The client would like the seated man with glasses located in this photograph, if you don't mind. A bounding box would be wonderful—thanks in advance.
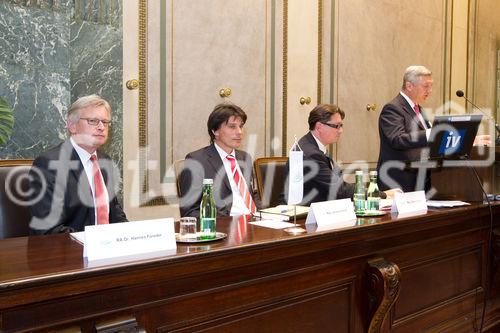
[29,95,128,234]
[285,104,399,205]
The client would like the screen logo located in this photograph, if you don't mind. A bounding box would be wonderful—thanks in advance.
[438,129,466,155]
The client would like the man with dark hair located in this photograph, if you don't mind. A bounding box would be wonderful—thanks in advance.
[29,95,128,234]
[286,104,398,206]
[179,103,260,217]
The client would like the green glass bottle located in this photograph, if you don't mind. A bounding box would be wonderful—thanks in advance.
[353,170,366,213]
[200,179,217,239]
[366,171,381,211]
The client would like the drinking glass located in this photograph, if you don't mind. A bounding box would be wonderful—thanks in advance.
[179,217,197,240]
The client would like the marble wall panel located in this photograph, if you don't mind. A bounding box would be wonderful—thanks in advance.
[0,0,70,158]
[0,0,123,176]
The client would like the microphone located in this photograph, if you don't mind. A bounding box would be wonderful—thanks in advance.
[456,90,500,138]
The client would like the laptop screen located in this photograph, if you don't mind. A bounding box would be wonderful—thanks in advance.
[428,115,482,160]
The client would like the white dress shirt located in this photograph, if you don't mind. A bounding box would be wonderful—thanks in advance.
[213,142,251,216]
[311,131,327,154]
[311,131,335,168]
[400,91,432,139]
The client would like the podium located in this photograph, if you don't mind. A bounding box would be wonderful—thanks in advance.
[431,146,495,201]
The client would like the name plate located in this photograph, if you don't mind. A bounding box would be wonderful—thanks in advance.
[306,198,356,228]
[84,218,176,261]
[391,191,428,216]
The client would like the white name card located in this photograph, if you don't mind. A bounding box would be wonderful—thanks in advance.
[84,218,176,261]
[391,191,428,216]
[305,198,356,228]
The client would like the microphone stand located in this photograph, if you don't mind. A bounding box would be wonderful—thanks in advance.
[456,90,500,145]
[460,154,494,333]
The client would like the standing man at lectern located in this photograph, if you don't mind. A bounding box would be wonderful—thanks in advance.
[377,65,434,192]
[179,103,260,218]
[29,95,128,234]
[377,66,491,193]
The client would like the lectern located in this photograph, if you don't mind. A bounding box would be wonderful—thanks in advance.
[431,146,494,201]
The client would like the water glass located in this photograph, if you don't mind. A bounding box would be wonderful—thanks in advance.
[179,217,197,240]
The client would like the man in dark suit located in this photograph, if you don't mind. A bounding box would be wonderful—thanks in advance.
[377,66,433,192]
[288,104,399,206]
[29,95,128,234]
[179,103,260,217]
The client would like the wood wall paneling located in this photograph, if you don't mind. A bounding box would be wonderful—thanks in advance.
[284,0,319,153]
[334,0,446,164]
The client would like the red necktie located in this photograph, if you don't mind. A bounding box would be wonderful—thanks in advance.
[90,155,109,224]
[235,215,250,242]
[414,104,429,129]
[414,104,421,116]
[226,155,256,213]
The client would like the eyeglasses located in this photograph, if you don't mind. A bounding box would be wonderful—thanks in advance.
[80,118,111,127]
[322,122,343,129]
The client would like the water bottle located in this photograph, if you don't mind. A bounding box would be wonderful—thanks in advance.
[366,171,381,211]
[353,170,366,213]
[200,179,217,239]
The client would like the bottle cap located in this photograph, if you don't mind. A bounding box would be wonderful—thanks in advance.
[203,178,213,185]
[369,171,377,176]
[355,170,363,175]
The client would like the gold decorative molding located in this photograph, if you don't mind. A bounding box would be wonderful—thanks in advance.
[138,0,147,150]
[281,0,323,156]
[137,0,168,206]
[317,0,323,104]
[138,0,149,206]
[366,258,401,333]
[282,0,288,156]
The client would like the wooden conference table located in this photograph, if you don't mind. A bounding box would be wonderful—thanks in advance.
[1,204,500,332]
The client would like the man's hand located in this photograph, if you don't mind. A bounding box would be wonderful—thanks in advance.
[473,134,491,146]
[383,188,403,199]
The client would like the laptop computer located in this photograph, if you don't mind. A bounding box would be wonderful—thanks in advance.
[428,115,482,160]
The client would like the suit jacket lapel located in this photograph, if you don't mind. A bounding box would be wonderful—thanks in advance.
[62,140,95,225]
[306,132,333,170]
[398,94,425,130]
[61,140,87,188]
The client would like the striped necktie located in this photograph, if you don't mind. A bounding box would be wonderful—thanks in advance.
[226,155,256,213]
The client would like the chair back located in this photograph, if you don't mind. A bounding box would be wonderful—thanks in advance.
[0,160,33,238]
[173,159,185,198]
[253,157,288,208]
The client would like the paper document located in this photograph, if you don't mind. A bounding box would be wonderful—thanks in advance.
[250,220,297,229]
[426,200,470,208]
[379,199,393,211]
[255,205,310,221]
